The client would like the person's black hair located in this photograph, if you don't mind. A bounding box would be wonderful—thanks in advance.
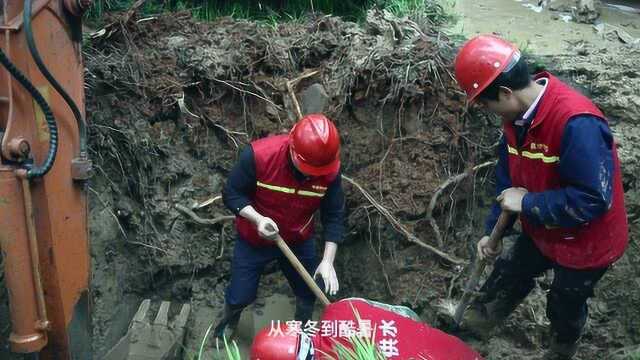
[478,53,531,101]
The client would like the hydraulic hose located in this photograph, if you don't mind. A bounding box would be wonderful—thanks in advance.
[24,0,87,157]
[0,48,58,179]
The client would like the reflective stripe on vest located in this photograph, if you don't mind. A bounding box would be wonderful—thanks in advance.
[507,145,559,164]
[298,190,324,197]
[256,181,325,197]
[256,181,295,194]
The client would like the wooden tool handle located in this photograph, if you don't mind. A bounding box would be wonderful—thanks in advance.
[453,211,512,325]
[488,211,511,245]
[275,235,331,306]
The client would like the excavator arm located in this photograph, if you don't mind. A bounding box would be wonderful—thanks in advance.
[1,2,192,359]
[0,0,92,358]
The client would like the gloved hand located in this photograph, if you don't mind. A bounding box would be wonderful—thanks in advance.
[239,206,280,241]
[256,216,279,241]
[497,187,528,213]
[477,235,503,261]
[314,261,339,296]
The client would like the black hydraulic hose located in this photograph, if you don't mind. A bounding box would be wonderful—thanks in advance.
[24,0,87,157]
[0,48,58,179]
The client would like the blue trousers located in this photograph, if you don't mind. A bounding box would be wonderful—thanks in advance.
[480,234,608,343]
[225,236,318,307]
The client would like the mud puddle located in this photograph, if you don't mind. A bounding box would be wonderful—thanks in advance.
[449,0,640,55]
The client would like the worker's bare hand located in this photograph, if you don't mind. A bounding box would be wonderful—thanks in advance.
[314,261,339,296]
[257,216,279,240]
[497,187,528,213]
[477,235,503,261]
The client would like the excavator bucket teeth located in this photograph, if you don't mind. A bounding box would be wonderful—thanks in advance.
[154,301,170,326]
[175,304,191,329]
[102,299,191,360]
[133,299,151,323]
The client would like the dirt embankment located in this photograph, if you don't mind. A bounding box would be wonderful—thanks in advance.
[84,9,485,358]
[82,8,640,358]
[1,4,638,360]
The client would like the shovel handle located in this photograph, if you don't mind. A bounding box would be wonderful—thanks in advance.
[275,235,331,306]
[487,211,512,248]
[453,211,512,325]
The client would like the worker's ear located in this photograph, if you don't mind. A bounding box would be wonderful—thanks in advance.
[497,86,513,102]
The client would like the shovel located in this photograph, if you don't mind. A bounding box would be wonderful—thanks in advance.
[275,234,331,306]
[236,235,329,340]
[453,211,512,327]
[217,233,330,355]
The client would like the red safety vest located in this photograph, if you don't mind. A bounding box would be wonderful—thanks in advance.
[236,135,338,247]
[503,72,628,269]
[312,299,483,360]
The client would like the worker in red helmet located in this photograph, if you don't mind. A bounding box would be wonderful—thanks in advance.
[454,35,628,360]
[215,114,345,341]
[250,298,483,360]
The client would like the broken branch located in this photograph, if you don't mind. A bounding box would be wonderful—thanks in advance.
[175,204,234,226]
[286,70,320,120]
[128,241,169,255]
[212,78,281,109]
[192,195,223,210]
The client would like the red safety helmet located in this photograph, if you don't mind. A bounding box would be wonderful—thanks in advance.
[250,323,313,360]
[289,114,340,177]
[454,34,519,103]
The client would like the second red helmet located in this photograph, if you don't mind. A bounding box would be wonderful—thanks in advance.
[454,34,520,103]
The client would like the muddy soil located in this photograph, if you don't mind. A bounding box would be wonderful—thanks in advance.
[450,0,640,55]
[81,9,640,359]
[1,3,639,360]
[81,9,481,359]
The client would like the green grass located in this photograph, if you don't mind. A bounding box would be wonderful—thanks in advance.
[384,0,455,25]
[85,0,455,24]
[86,0,375,22]
[188,0,375,21]
[85,0,166,20]
[193,319,387,360]
[193,321,242,360]
[197,321,216,359]
[329,335,387,360]
[317,305,387,360]
[192,323,385,360]
[220,336,242,360]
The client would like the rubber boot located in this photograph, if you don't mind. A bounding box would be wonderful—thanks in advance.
[543,334,579,360]
[213,303,245,340]
[294,297,315,325]
[461,290,526,340]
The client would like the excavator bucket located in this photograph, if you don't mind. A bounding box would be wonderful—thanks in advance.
[103,300,191,360]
